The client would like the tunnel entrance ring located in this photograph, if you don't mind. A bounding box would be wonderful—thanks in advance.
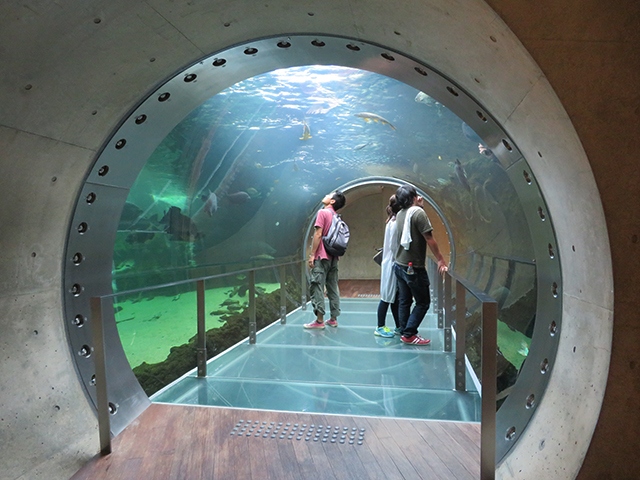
[64,34,562,464]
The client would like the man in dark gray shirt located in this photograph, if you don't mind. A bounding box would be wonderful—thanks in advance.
[394,184,448,345]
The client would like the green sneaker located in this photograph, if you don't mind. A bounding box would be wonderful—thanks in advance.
[374,326,394,338]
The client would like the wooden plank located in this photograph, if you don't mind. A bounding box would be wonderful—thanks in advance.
[416,421,478,479]
[72,405,481,480]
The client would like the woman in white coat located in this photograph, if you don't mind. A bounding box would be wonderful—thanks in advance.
[375,195,401,338]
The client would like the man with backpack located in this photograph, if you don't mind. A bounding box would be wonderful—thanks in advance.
[304,190,347,329]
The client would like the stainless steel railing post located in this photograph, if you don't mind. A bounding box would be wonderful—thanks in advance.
[455,280,466,391]
[300,259,307,310]
[196,279,207,377]
[248,270,256,344]
[481,298,498,480]
[279,264,287,324]
[90,296,112,455]
[443,273,453,352]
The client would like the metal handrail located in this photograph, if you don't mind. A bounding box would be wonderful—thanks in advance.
[91,257,306,456]
[430,258,497,480]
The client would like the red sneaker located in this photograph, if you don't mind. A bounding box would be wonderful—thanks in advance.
[326,318,338,327]
[304,320,325,329]
[401,334,431,345]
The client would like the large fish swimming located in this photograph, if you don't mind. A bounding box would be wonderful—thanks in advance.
[160,206,203,242]
[354,112,396,130]
[299,120,312,140]
[454,159,471,191]
[414,91,433,105]
[200,191,218,217]
[226,191,251,204]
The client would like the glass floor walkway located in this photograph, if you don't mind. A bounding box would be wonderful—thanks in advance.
[152,298,481,423]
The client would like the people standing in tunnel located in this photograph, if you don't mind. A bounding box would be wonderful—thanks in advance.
[394,184,448,345]
[375,194,401,338]
[304,191,347,329]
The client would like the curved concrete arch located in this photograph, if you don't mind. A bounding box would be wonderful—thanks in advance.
[0,1,613,479]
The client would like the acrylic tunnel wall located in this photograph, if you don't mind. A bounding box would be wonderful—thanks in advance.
[63,35,561,464]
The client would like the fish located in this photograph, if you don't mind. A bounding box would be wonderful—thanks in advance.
[414,91,433,105]
[454,159,471,191]
[354,142,370,151]
[226,191,251,204]
[250,254,275,261]
[114,260,135,273]
[517,341,530,357]
[299,120,312,140]
[200,191,218,217]
[160,206,203,242]
[354,112,396,130]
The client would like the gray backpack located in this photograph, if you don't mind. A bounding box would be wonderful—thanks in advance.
[322,214,350,257]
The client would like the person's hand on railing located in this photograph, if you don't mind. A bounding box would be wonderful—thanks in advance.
[437,259,448,276]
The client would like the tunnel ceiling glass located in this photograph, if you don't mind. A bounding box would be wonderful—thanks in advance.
[116,65,533,287]
[64,35,561,461]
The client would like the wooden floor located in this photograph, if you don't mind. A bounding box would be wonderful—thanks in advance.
[339,279,381,298]
[74,280,481,479]
[72,404,481,480]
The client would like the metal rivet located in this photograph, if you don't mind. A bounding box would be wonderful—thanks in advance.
[244,47,258,55]
[98,165,109,176]
[476,110,487,122]
[505,426,516,440]
[212,58,226,67]
[72,252,83,265]
[158,92,170,102]
[108,402,118,414]
[277,41,291,48]
[549,321,557,336]
[414,67,428,76]
[381,52,395,61]
[311,39,325,47]
[548,243,555,258]
[78,345,91,357]
[115,138,126,149]
[346,44,360,51]
[73,314,85,327]
[502,139,513,151]
[135,114,147,125]
[523,170,532,184]
[537,206,546,221]
[446,86,459,97]
[70,284,83,296]
[184,73,197,82]
[526,394,536,409]
[86,192,96,204]
[540,358,549,373]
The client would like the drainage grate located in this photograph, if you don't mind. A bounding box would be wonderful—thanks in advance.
[229,419,365,445]
[357,293,379,298]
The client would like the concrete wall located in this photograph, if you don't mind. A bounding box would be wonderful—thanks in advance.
[0,0,636,478]
[481,2,639,478]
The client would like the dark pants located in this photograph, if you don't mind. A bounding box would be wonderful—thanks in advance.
[377,298,399,328]
[394,263,430,337]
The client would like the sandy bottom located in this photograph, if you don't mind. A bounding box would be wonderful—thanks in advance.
[115,283,280,368]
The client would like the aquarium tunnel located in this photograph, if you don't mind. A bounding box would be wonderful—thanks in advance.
[64,35,561,462]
